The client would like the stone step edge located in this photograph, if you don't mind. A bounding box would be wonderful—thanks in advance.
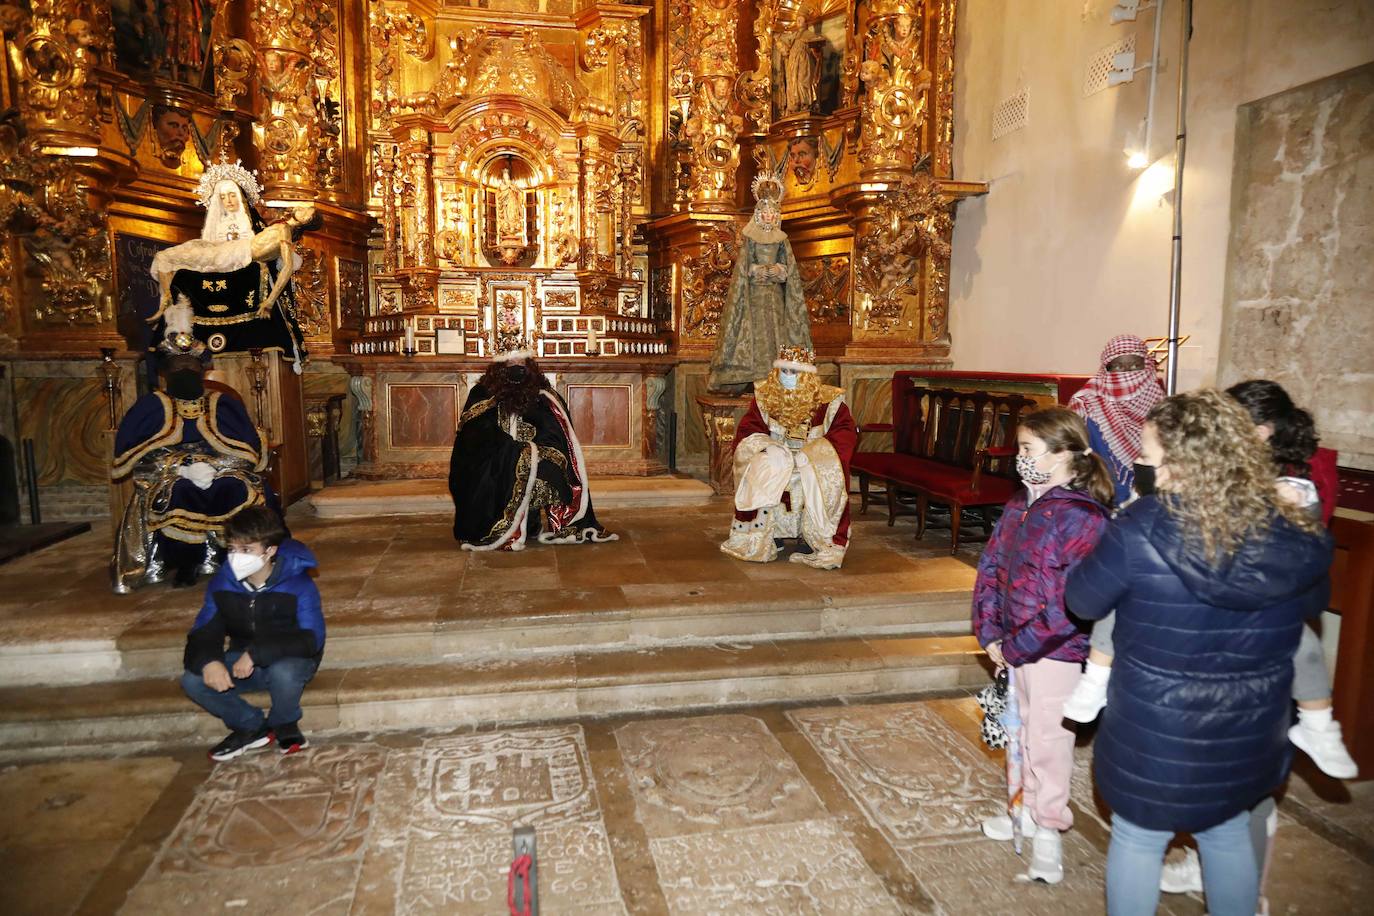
[0,634,987,738]
[0,590,976,687]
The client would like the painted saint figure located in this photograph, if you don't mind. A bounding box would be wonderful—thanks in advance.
[720,346,857,569]
[449,343,617,550]
[707,174,813,393]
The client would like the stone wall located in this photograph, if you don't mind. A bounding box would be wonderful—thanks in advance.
[949,0,1374,391]
[1217,64,1374,470]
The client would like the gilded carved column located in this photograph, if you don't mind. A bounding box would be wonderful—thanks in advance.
[378,148,399,272]
[400,129,433,269]
[683,0,742,212]
[855,2,932,182]
[4,0,102,152]
[252,0,320,202]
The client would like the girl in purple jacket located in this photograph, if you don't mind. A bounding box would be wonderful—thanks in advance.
[973,406,1114,884]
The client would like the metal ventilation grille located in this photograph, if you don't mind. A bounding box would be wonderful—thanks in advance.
[992,86,1029,140]
[1084,33,1136,96]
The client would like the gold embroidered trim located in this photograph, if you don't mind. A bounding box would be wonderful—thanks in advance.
[457,397,496,432]
[199,392,265,469]
[480,444,535,543]
[174,397,206,419]
[193,311,262,326]
[111,392,182,478]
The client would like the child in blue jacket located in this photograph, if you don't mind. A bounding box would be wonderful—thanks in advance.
[181,505,325,761]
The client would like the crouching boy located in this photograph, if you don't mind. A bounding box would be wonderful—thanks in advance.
[180,505,325,761]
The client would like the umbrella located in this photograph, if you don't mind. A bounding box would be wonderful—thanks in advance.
[999,671,1026,856]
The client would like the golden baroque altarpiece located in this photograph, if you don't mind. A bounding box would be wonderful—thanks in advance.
[0,0,982,499]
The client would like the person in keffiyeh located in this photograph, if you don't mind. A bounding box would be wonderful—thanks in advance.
[1068,335,1165,504]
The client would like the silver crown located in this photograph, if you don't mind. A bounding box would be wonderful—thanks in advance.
[196,158,263,207]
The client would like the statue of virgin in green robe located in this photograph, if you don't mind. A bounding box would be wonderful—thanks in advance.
[707,174,813,394]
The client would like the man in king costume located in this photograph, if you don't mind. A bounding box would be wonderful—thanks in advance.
[449,339,617,550]
[707,173,813,393]
[112,315,270,592]
[720,346,857,569]
[147,158,309,370]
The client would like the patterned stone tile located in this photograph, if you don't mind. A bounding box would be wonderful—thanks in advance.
[650,819,899,914]
[353,725,625,915]
[790,702,1123,915]
[788,702,1005,849]
[615,714,826,838]
[122,744,388,913]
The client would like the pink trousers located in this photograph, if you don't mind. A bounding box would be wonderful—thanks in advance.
[1012,658,1082,831]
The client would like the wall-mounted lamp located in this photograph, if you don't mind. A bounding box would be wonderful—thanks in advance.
[1124,121,1149,169]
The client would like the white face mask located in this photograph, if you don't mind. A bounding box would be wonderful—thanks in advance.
[779,369,799,390]
[227,551,267,581]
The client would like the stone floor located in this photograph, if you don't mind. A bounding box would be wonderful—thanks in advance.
[3,696,1372,915]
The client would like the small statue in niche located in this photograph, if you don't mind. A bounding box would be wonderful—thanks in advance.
[707,173,813,394]
[777,24,823,117]
[493,166,528,265]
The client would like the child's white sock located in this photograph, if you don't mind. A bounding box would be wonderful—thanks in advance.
[1297,706,1334,729]
[1082,659,1112,684]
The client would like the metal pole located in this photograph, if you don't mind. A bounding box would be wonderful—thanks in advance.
[1165,0,1192,395]
[22,438,40,524]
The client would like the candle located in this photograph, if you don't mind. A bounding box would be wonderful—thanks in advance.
[405,323,415,351]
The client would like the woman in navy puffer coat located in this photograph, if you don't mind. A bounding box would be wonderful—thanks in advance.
[1066,390,1331,916]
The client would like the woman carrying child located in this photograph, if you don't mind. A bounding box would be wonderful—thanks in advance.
[972,407,1115,884]
[1065,390,1332,916]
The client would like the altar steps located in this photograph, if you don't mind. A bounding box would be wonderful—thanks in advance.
[0,632,985,758]
[306,475,715,519]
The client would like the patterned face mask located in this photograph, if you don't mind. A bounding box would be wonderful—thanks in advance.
[1015,451,1056,485]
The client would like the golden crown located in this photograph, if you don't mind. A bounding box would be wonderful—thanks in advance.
[752,171,784,204]
[196,157,262,207]
[773,345,817,372]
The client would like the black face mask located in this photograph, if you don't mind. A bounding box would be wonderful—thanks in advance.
[166,369,204,401]
[504,365,529,383]
[1132,462,1157,497]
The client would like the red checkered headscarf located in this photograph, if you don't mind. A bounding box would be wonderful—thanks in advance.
[1069,335,1164,468]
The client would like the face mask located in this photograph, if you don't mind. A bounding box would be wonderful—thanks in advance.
[1015,452,1055,486]
[1132,463,1157,496]
[504,365,528,383]
[227,551,266,581]
[779,370,799,390]
[167,369,204,401]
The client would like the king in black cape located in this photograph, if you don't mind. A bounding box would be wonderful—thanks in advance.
[449,357,616,550]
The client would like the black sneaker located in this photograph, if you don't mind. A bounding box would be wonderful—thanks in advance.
[208,725,274,762]
[275,724,310,756]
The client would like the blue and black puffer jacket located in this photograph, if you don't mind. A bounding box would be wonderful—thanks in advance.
[1066,495,1331,832]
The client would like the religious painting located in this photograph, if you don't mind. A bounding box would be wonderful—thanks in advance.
[336,258,367,334]
[111,0,215,90]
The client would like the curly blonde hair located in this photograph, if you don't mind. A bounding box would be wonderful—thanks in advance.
[1148,388,1322,561]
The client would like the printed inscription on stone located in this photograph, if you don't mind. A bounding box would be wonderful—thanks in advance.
[616,715,826,836]
[651,819,898,915]
[156,745,388,873]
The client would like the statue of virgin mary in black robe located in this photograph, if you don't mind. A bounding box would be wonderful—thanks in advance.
[449,354,617,550]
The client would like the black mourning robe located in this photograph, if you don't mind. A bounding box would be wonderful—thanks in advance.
[448,384,615,550]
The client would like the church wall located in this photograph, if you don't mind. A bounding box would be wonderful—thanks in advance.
[948,0,1374,394]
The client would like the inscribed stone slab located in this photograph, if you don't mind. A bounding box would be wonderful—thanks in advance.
[615,714,827,837]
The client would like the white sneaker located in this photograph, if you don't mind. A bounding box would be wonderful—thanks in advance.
[1026,828,1064,884]
[1063,670,1109,723]
[981,810,1039,842]
[1159,847,1202,894]
[1289,720,1359,779]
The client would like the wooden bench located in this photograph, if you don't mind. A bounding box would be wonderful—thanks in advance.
[853,385,1035,552]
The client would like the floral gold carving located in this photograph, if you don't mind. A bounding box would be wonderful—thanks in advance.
[5,0,104,147]
[854,167,952,333]
[294,246,330,340]
[857,9,932,176]
[336,257,366,334]
[684,0,741,212]
[679,223,738,341]
[799,254,851,324]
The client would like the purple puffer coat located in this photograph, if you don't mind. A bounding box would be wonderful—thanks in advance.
[972,485,1110,667]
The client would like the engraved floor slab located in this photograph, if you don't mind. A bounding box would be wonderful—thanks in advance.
[354,725,626,915]
[121,744,388,913]
[650,818,899,914]
[790,702,1126,915]
[616,714,827,838]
